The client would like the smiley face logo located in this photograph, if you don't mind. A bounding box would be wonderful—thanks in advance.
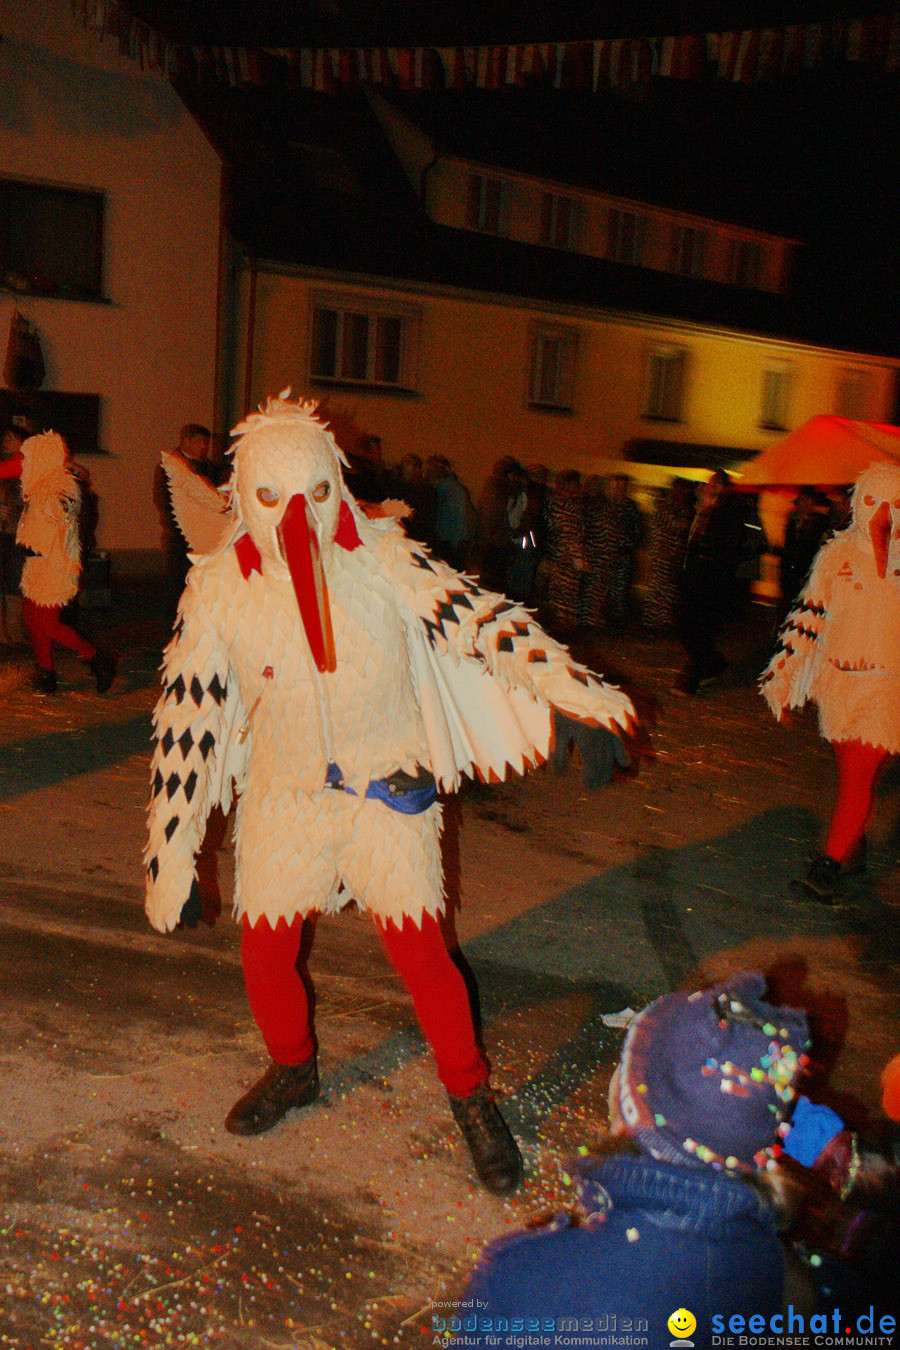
[667,1307,697,1342]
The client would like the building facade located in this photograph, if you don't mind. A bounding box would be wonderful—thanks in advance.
[0,0,222,571]
[225,88,898,505]
[228,263,898,502]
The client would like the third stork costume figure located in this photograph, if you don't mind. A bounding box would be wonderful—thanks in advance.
[761,461,900,904]
[0,432,116,694]
[145,395,635,1194]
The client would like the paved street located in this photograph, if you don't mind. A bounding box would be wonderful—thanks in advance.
[1,590,898,1349]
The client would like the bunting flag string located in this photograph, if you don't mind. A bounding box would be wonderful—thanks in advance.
[70,0,900,91]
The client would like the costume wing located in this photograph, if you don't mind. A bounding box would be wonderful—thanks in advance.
[761,542,833,718]
[162,451,231,555]
[390,534,635,791]
[144,568,247,932]
[17,464,82,607]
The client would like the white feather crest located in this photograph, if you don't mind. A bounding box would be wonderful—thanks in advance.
[229,389,349,468]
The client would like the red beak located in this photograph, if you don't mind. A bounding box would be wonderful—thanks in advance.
[277,493,336,672]
[869,500,892,580]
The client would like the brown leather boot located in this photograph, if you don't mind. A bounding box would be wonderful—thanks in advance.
[225,1057,319,1136]
[449,1085,523,1194]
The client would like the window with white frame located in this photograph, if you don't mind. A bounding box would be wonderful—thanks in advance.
[465,173,510,235]
[671,224,707,278]
[759,360,793,430]
[644,344,687,421]
[730,238,765,289]
[539,192,579,249]
[835,367,870,421]
[528,326,578,411]
[309,296,419,389]
[608,209,645,265]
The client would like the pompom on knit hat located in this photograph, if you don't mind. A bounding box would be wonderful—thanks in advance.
[616,972,810,1174]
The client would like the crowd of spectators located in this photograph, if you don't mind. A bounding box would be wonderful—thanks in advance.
[372,450,758,645]
[363,448,863,707]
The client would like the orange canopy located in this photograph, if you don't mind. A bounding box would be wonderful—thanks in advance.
[735,415,900,488]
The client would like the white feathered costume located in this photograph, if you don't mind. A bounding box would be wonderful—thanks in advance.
[761,461,900,751]
[145,395,635,934]
[17,432,82,608]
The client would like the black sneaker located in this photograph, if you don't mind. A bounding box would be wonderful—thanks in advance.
[89,650,118,693]
[790,853,841,905]
[225,1057,319,1136]
[449,1085,523,1195]
[34,667,58,694]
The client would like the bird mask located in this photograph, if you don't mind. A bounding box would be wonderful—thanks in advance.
[850,462,900,580]
[229,393,361,673]
[20,431,70,495]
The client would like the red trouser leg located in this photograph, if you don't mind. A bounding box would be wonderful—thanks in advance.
[376,912,488,1099]
[50,616,95,661]
[21,599,95,669]
[21,599,55,670]
[240,915,316,1066]
[824,739,889,864]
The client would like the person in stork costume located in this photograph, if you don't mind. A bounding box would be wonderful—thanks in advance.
[761,461,900,904]
[0,432,116,694]
[145,393,635,1194]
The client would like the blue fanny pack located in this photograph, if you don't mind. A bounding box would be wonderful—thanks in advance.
[325,761,438,814]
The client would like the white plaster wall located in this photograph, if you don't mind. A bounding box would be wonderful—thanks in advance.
[233,266,898,501]
[0,0,221,562]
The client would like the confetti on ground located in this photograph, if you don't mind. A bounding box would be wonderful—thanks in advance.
[1,599,898,1343]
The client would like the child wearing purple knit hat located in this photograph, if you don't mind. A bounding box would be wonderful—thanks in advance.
[614,971,808,1173]
[459,973,830,1348]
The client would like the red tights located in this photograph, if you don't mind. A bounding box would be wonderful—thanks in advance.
[22,599,95,672]
[824,739,889,863]
[240,910,487,1099]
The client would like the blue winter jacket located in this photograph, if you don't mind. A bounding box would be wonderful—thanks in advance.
[457,1153,785,1349]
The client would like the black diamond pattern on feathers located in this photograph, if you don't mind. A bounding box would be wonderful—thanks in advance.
[436,599,461,628]
[476,601,516,632]
[207,674,227,705]
[167,674,187,705]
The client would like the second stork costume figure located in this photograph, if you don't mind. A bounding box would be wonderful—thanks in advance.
[761,461,900,903]
[0,432,116,693]
[145,395,635,1193]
